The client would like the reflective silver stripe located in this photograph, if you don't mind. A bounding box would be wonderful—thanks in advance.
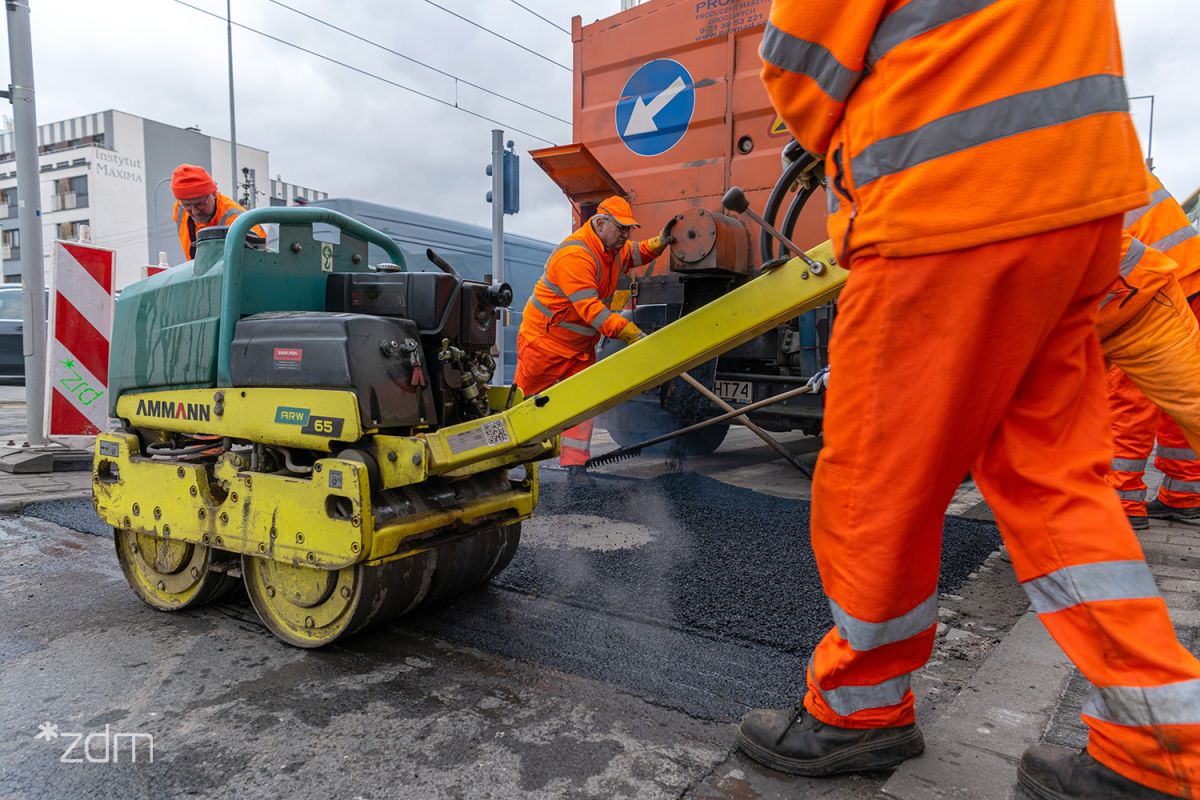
[540,276,568,298]
[552,239,604,284]
[810,661,912,717]
[630,246,645,268]
[218,207,240,226]
[1120,237,1147,277]
[1117,488,1147,502]
[868,0,999,65]
[1124,188,1172,227]
[1099,291,1118,309]
[591,307,615,332]
[567,288,598,302]
[828,592,937,651]
[529,295,557,320]
[1150,225,1199,255]
[558,321,596,337]
[561,436,591,450]
[851,74,1129,188]
[1023,560,1159,615]
[1162,477,1200,494]
[760,22,861,103]
[1083,679,1200,727]
[1111,458,1147,472]
[1157,447,1198,461]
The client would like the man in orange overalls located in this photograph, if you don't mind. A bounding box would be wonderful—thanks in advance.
[740,1,1200,797]
[170,164,264,262]
[514,196,671,487]
[1106,172,1200,527]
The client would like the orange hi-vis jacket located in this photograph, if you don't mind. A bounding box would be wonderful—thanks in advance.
[518,219,661,360]
[760,0,1147,261]
[1125,170,1200,295]
[1096,231,1180,341]
[173,193,264,261]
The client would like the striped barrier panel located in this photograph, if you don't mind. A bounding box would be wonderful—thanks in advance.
[46,240,114,442]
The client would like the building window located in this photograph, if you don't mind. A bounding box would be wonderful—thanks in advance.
[51,175,88,211]
[57,219,88,241]
[2,228,19,261]
[0,189,14,220]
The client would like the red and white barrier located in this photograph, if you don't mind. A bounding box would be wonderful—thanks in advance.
[46,240,114,442]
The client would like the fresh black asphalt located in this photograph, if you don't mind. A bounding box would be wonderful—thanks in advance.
[23,471,1002,721]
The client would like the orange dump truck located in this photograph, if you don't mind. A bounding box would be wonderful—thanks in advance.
[532,0,831,453]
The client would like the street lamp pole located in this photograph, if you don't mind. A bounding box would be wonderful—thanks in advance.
[151,175,171,262]
[4,0,47,446]
[226,0,239,196]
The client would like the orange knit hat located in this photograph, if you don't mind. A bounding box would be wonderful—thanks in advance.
[171,164,217,200]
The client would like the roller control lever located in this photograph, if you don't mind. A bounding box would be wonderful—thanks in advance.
[722,186,821,272]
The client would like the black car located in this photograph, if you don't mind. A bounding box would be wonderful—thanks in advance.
[0,287,47,380]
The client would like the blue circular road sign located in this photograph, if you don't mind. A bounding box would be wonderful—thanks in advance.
[616,59,695,157]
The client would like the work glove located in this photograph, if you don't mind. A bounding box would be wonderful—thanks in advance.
[616,321,645,346]
[806,364,830,394]
[644,216,680,256]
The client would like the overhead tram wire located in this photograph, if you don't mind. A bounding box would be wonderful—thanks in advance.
[418,0,570,71]
[263,0,568,125]
[508,0,569,35]
[171,0,561,146]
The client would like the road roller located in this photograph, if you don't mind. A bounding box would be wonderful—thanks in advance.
[93,204,846,647]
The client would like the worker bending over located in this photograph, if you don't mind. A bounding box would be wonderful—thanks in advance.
[1107,173,1200,526]
[514,196,671,487]
[170,164,264,262]
[744,1,1199,798]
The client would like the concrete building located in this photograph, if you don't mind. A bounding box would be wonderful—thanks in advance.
[0,110,325,288]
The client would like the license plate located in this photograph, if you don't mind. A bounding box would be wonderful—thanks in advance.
[714,379,752,404]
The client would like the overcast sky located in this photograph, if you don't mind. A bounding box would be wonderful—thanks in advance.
[7,0,1199,246]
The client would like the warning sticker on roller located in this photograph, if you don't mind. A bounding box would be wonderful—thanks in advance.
[446,418,511,455]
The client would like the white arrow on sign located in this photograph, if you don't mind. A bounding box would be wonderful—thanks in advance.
[624,76,687,137]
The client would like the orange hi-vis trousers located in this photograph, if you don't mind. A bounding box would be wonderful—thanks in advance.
[805,217,1200,797]
[1107,289,1200,515]
[513,335,595,468]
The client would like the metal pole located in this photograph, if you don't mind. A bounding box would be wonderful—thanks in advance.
[491,129,505,382]
[151,175,170,262]
[5,0,47,446]
[226,0,238,193]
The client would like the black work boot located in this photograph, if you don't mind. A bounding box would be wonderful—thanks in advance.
[1017,744,1179,799]
[1146,498,1200,525]
[737,701,924,776]
[1127,514,1149,530]
[566,465,596,489]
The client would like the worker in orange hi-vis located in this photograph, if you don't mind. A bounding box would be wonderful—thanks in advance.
[170,164,265,262]
[1106,171,1200,527]
[514,196,673,487]
[743,1,1200,798]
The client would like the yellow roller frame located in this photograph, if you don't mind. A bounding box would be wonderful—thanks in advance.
[95,433,370,569]
[115,387,365,451]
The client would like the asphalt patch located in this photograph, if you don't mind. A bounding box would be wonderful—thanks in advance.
[410,470,1003,720]
[21,472,1003,721]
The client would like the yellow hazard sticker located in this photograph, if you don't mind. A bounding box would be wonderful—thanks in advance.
[769,116,790,138]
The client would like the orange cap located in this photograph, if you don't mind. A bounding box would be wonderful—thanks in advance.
[596,196,639,228]
[171,164,217,200]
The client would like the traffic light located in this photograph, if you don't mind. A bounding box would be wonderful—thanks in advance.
[485,141,520,216]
